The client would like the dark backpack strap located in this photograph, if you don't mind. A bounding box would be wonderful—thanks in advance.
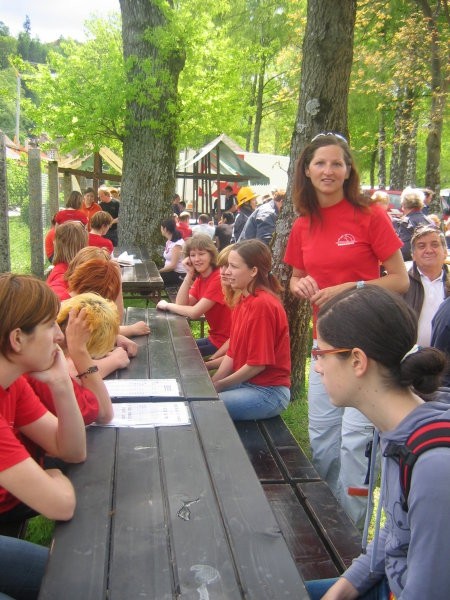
[385,420,450,511]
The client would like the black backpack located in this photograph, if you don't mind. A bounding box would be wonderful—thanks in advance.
[385,420,450,511]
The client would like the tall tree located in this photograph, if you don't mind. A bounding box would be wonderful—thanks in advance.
[272,0,357,394]
[118,0,185,251]
[414,0,449,193]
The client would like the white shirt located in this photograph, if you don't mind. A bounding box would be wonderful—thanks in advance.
[417,269,445,346]
[191,223,215,239]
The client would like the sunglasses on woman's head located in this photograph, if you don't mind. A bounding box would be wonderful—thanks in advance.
[311,132,348,144]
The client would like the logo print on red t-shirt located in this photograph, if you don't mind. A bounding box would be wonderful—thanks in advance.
[336,234,356,246]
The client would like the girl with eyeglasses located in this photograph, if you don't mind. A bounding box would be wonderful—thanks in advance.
[307,286,449,600]
[284,133,409,528]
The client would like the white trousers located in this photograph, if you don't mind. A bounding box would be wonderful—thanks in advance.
[308,359,378,528]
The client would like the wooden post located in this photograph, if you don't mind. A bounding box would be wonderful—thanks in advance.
[0,133,11,273]
[63,172,72,202]
[48,160,59,217]
[28,148,44,278]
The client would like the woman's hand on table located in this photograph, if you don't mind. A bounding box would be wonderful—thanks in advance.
[127,321,150,336]
[116,334,138,357]
[156,300,169,311]
[106,347,130,370]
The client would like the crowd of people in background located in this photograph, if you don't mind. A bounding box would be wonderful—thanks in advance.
[2,136,450,599]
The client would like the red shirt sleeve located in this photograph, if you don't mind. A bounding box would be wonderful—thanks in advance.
[25,375,99,425]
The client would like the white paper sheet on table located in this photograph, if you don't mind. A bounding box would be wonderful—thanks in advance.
[104,378,180,398]
[95,402,191,427]
[116,251,142,265]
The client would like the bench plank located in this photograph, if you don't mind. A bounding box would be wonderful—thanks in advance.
[263,483,340,580]
[298,481,362,571]
[234,420,284,482]
[260,417,321,481]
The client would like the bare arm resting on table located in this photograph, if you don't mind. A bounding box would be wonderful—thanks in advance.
[0,460,76,521]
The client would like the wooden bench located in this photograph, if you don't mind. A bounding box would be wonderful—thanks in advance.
[235,416,362,581]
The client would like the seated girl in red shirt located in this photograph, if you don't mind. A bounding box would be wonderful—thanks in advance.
[0,273,87,598]
[156,234,232,357]
[212,239,291,420]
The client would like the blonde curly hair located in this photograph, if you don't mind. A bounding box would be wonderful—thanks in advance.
[57,292,119,358]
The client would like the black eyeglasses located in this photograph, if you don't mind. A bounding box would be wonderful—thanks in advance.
[311,347,352,361]
[311,132,348,144]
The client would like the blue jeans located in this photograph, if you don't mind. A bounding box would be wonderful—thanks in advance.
[0,535,48,600]
[196,337,218,357]
[306,577,390,600]
[219,383,290,420]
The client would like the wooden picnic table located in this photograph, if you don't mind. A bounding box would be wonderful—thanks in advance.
[38,412,309,598]
[37,307,360,597]
[114,246,164,301]
[107,307,218,401]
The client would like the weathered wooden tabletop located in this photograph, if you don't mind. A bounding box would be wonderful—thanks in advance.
[38,401,309,599]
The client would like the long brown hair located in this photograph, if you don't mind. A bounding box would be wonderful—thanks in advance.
[232,239,283,297]
[293,134,366,219]
[52,221,88,265]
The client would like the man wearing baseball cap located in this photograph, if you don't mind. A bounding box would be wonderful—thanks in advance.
[231,186,257,242]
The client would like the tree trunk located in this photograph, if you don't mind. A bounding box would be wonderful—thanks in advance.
[271,0,357,396]
[252,56,266,153]
[390,87,414,190]
[118,0,185,256]
[417,0,447,194]
[405,119,418,187]
[377,114,386,188]
[0,133,11,273]
[245,75,257,152]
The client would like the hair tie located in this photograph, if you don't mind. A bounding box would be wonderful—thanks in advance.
[401,344,420,363]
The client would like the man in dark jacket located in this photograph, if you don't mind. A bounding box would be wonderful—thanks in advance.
[403,224,449,346]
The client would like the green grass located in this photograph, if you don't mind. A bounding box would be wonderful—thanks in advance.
[8,217,31,274]
[25,515,55,545]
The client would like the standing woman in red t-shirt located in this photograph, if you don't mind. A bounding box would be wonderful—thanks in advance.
[156,234,232,357]
[283,133,409,527]
[212,239,291,420]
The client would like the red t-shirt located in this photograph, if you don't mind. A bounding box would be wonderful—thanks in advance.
[45,227,56,259]
[24,375,99,425]
[46,262,70,301]
[177,222,192,240]
[79,202,102,230]
[189,268,231,348]
[284,200,402,329]
[88,233,114,254]
[0,377,48,513]
[227,289,291,387]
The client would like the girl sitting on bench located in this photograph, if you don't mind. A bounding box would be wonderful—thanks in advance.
[211,239,291,420]
[156,234,232,357]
